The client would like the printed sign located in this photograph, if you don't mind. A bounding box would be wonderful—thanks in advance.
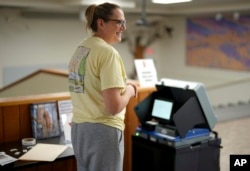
[134,59,158,87]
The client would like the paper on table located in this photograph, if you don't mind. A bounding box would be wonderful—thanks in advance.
[0,152,17,166]
[19,143,68,162]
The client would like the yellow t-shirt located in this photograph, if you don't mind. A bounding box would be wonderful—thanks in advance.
[68,36,127,131]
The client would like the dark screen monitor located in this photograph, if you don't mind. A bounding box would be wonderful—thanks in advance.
[151,98,174,123]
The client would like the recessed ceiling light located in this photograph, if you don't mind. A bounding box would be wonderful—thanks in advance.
[79,0,135,8]
[152,0,192,4]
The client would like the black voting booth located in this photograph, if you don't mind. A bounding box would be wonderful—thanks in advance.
[132,78,222,171]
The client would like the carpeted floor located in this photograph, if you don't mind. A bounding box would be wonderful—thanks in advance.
[213,116,250,171]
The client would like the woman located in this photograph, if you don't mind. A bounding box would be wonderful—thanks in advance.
[68,2,137,171]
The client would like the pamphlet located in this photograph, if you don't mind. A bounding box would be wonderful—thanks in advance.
[0,152,17,166]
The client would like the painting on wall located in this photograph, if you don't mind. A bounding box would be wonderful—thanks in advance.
[186,15,250,71]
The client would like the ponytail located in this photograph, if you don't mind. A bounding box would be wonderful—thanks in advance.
[84,3,120,33]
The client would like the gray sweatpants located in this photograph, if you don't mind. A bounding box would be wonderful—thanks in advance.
[71,122,124,171]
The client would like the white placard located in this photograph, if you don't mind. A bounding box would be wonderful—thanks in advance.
[134,59,158,87]
[58,100,73,144]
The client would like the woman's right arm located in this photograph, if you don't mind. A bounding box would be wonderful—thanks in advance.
[102,83,137,115]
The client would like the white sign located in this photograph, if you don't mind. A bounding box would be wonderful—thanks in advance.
[134,59,158,87]
[58,100,73,144]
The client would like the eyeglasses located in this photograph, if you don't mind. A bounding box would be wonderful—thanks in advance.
[107,19,126,27]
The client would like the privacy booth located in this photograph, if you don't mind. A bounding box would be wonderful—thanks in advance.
[132,78,222,171]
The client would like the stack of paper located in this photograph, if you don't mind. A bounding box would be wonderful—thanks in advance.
[19,143,68,162]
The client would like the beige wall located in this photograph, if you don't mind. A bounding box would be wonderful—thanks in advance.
[0,73,68,97]
[0,9,249,105]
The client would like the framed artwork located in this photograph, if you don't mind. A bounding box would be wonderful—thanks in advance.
[186,15,250,71]
[30,102,61,139]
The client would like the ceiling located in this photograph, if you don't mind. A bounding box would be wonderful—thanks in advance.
[0,0,250,17]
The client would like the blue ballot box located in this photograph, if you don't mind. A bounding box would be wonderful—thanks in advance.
[134,127,211,148]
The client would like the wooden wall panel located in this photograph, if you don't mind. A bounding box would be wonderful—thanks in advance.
[123,97,139,171]
[138,88,155,102]
[52,158,76,171]
[123,88,155,171]
[0,107,3,143]
[3,105,20,142]
[14,166,37,171]
[19,104,33,138]
[36,163,53,171]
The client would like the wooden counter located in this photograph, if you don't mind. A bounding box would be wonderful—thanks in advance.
[0,87,156,171]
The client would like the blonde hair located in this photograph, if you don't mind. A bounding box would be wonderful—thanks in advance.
[85,3,120,33]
